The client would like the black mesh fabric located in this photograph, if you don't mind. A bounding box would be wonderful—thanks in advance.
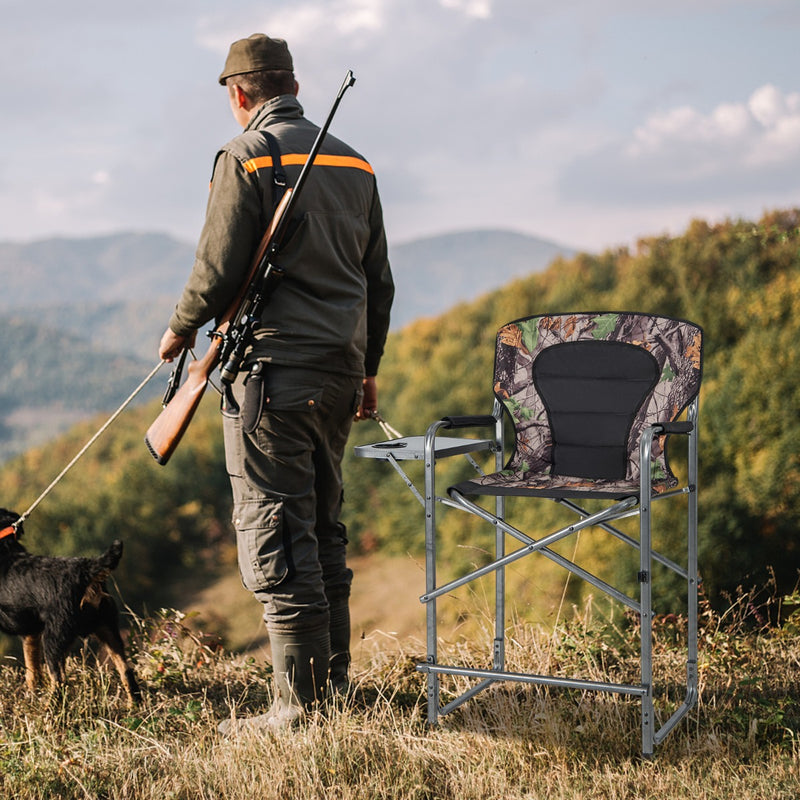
[532,341,660,480]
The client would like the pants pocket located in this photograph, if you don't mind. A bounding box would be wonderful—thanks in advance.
[234,498,294,592]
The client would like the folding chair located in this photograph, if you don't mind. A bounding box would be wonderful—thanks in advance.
[417,311,703,757]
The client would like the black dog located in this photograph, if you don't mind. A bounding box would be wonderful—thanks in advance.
[0,508,139,705]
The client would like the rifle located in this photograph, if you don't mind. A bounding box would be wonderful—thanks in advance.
[145,70,356,465]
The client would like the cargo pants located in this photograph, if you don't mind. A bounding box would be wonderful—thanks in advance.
[222,362,361,633]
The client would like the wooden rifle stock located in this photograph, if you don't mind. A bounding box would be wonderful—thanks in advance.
[144,334,223,465]
[144,190,292,465]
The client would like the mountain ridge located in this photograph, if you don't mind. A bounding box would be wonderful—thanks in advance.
[0,227,574,459]
[0,227,573,320]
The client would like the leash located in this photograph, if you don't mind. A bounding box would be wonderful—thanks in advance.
[370,411,403,440]
[12,360,166,532]
[8,363,395,534]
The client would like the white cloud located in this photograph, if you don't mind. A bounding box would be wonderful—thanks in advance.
[337,0,385,33]
[636,83,800,154]
[749,83,791,126]
[440,0,493,19]
[562,84,800,206]
[196,0,388,55]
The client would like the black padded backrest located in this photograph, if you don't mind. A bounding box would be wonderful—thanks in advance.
[533,341,660,480]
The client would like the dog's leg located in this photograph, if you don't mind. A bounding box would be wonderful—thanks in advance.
[41,620,79,695]
[22,634,44,690]
[41,635,68,690]
[93,623,141,706]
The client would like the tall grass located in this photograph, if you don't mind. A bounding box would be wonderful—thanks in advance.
[0,594,798,800]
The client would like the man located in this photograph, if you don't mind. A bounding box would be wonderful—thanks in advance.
[158,34,394,733]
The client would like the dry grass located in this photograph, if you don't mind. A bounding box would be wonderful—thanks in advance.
[0,596,798,800]
[183,553,430,655]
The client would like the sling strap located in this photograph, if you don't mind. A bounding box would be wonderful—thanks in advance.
[260,131,288,210]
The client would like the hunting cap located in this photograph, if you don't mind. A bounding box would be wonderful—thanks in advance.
[218,34,294,85]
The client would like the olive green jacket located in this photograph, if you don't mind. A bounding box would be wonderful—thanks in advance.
[170,94,394,377]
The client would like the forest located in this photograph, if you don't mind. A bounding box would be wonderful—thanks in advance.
[1,209,798,648]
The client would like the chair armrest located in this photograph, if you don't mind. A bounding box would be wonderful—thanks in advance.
[440,415,497,429]
[653,421,694,435]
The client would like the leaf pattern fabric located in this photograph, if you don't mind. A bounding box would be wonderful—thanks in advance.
[470,312,703,498]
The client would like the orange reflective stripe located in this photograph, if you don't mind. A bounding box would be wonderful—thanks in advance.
[243,153,374,175]
[242,156,272,172]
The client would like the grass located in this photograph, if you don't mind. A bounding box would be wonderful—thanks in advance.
[0,594,798,800]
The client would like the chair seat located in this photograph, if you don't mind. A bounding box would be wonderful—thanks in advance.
[453,470,675,500]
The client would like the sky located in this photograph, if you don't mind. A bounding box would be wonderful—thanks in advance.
[1,0,799,254]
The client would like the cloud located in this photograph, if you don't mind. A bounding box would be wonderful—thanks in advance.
[1,0,798,251]
[440,0,493,19]
[560,84,800,205]
[196,0,389,56]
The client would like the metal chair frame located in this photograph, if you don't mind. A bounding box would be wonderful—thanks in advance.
[412,312,701,758]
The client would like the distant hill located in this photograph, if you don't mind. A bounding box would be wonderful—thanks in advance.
[0,228,574,460]
[9,297,183,362]
[0,317,162,460]
[2,228,573,339]
[0,233,195,308]
[388,229,574,327]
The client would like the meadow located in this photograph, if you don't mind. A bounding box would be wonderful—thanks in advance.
[1,589,797,800]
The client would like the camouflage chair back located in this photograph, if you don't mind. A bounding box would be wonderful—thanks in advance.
[418,312,703,758]
[454,311,702,498]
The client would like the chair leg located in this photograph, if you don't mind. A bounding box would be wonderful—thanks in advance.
[425,599,440,727]
[424,424,440,726]
[640,433,655,758]
[687,409,700,711]
[640,522,655,758]
[494,494,505,672]
[639,557,654,755]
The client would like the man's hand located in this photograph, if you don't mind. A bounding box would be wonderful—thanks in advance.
[159,328,196,362]
[355,376,378,421]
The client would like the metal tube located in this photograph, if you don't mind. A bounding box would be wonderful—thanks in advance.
[423,494,641,611]
[639,425,656,757]
[556,496,688,578]
[493,402,506,672]
[422,419,450,725]
[417,663,648,698]
[440,678,497,716]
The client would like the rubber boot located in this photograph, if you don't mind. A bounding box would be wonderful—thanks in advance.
[218,622,330,736]
[328,596,351,697]
[267,627,330,729]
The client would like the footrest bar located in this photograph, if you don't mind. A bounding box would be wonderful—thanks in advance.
[417,663,648,697]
